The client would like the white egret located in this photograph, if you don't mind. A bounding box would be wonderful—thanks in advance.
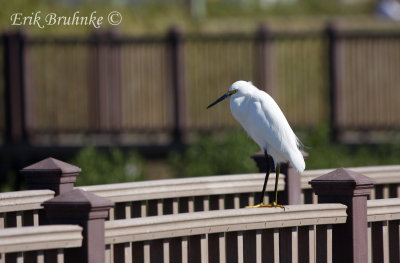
[207,81,305,208]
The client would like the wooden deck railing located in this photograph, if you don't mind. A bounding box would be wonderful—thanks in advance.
[0,225,82,263]
[105,203,347,263]
[367,198,400,262]
[0,190,54,228]
[1,157,400,262]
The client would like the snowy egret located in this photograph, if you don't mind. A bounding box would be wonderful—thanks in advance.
[207,81,305,208]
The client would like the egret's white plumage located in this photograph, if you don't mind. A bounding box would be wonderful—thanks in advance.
[207,80,305,207]
[228,81,305,173]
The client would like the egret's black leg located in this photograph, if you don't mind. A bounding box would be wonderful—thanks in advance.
[247,162,284,209]
[273,164,280,205]
[259,150,270,204]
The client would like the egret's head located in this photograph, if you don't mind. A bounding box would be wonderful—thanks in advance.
[206,80,252,109]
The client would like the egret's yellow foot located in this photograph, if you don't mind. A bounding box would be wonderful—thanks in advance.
[246,202,285,209]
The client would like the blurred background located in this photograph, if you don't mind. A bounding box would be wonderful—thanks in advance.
[1,0,400,191]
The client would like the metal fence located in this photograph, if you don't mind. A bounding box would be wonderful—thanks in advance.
[2,23,400,146]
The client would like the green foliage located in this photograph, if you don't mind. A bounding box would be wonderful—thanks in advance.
[300,124,400,170]
[169,131,259,178]
[70,146,145,186]
[169,125,400,178]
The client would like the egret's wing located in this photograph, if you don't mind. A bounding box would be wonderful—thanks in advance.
[246,91,305,172]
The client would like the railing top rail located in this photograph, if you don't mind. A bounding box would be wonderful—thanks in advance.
[105,203,347,244]
[80,173,285,202]
[0,190,54,213]
[80,165,400,203]
[0,225,82,253]
[301,165,400,189]
[367,198,400,222]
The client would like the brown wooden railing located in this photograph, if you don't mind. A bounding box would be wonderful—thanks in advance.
[1,158,400,262]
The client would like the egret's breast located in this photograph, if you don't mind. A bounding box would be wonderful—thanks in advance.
[230,96,249,126]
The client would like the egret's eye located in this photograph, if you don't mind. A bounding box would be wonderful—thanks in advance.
[228,89,237,95]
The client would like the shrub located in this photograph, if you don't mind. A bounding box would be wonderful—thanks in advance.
[70,146,145,186]
[169,131,259,178]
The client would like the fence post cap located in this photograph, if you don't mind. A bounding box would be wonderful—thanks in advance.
[21,157,81,175]
[20,157,81,195]
[309,168,375,196]
[42,189,114,221]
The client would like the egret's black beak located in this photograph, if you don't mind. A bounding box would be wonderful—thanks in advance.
[206,93,229,109]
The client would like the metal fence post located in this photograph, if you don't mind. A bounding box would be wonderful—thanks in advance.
[42,189,114,263]
[310,168,375,263]
[3,30,27,144]
[169,26,188,144]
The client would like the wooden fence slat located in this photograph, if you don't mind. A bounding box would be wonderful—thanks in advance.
[273,228,279,263]
[389,220,400,263]
[256,230,262,263]
[218,195,224,210]
[37,251,44,263]
[218,233,226,263]
[200,234,208,263]
[157,199,163,215]
[368,223,372,263]
[124,243,133,263]
[327,225,332,263]
[383,221,389,263]
[0,214,4,229]
[163,239,170,263]
[172,198,179,214]
[144,241,151,263]
[234,194,240,209]
[56,249,64,263]
[238,231,244,263]
[181,237,188,263]
[188,197,194,213]
[105,244,112,263]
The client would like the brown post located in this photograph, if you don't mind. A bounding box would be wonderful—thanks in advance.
[88,30,122,133]
[310,168,375,263]
[3,30,27,144]
[254,23,276,97]
[251,151,307,205]
[327,21,344,141]
[168,26,188,144]
[42,189,114,263]
[20,157,80,196]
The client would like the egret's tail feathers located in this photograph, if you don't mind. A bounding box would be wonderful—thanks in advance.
[290,149,305,174]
